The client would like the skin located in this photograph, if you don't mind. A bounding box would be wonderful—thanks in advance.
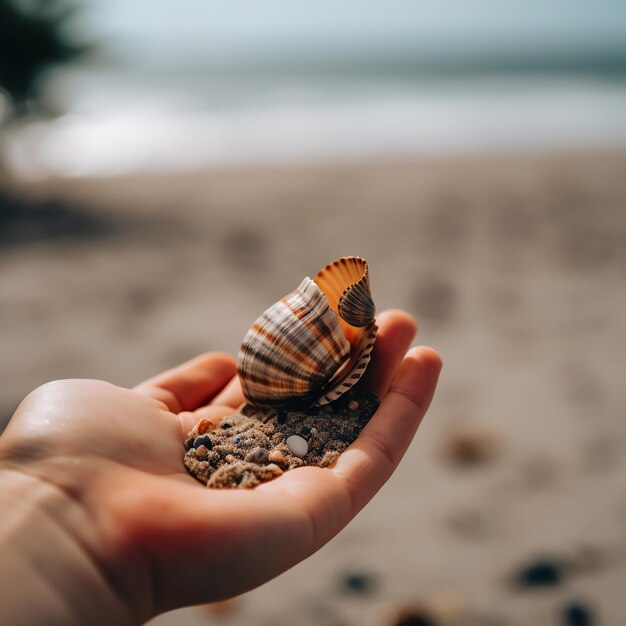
[0,310,441,626]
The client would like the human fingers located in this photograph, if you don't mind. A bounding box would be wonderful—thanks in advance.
[178,405,238,440]
[107,477,317,612]
[210,376,245,409]
[134,353,237,413]
[360,309,417,397]
[249,345,439,557]
[332,346,442,513]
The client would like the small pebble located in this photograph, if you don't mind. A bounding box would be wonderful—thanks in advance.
[193,435,213,450]
[225,454,235,463]
[342,572,376,595]
[440,423,499,467]
[348,400,360,411]
[269,449,287,466]
[389,608,437,626]
[286,434,309,458]
[301,426,311,436]
[265,463,283,475]
[221,422,232,429]
[234,436,241,444]
[562,601,594,626]
[195,445,209,460]
[196,418,213,435]
[516,558,564,587]
[245,447,270,464]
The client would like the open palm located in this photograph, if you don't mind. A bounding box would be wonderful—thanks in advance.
[0,310,441,624]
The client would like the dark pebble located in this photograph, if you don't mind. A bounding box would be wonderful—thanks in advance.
[234,436,241,444]
[563,601,594,626]
[342,572,376,595]
[301,426,311,437]
[245,447,270,464]
[516,558,564,587]
[277,410,288,425]
[221,422,232,429]
[391,610,438,626]
[193,435,213,450]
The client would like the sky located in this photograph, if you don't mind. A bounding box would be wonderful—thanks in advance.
[73,0,626,68]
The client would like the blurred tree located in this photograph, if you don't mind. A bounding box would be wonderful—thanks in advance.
[0,0,84,119]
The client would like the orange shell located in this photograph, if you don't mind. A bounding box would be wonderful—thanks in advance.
[238,257,377,408]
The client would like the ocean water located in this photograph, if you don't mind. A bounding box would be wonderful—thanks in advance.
[6,66,626,179]
[4,0,626,177]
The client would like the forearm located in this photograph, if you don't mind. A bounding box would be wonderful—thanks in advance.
[0,467,135,626]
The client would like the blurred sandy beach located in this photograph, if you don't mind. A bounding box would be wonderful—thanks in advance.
[2,150,625,624]
[3,2,626,623]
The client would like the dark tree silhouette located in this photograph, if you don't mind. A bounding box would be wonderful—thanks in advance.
[0,0,84,117]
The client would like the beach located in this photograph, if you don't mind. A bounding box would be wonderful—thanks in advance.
[1,151,625,624]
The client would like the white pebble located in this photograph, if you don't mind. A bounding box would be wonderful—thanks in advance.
[286,435,309,458]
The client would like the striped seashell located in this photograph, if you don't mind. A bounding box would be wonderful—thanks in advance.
[238,256,377,408]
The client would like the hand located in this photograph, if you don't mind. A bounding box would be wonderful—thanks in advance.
[0,310,441,625]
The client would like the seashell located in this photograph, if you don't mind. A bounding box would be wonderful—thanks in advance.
[238,256,377,408]
[195,418,213,435]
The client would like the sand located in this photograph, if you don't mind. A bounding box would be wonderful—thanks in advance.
[183,392,379,488]
[1,151,626,625]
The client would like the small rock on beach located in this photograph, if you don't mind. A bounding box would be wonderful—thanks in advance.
[286,434,309,458]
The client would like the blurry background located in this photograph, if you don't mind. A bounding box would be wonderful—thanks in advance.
[1,1,625,624]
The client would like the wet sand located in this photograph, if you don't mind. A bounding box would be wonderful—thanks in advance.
[1,152,625,624]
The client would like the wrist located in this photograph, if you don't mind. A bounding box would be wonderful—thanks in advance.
[0,464,137,626]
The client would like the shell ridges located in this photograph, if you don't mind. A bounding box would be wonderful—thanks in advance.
[314,256,375,330]
[237,257,377,408]
[238,278,350,407]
